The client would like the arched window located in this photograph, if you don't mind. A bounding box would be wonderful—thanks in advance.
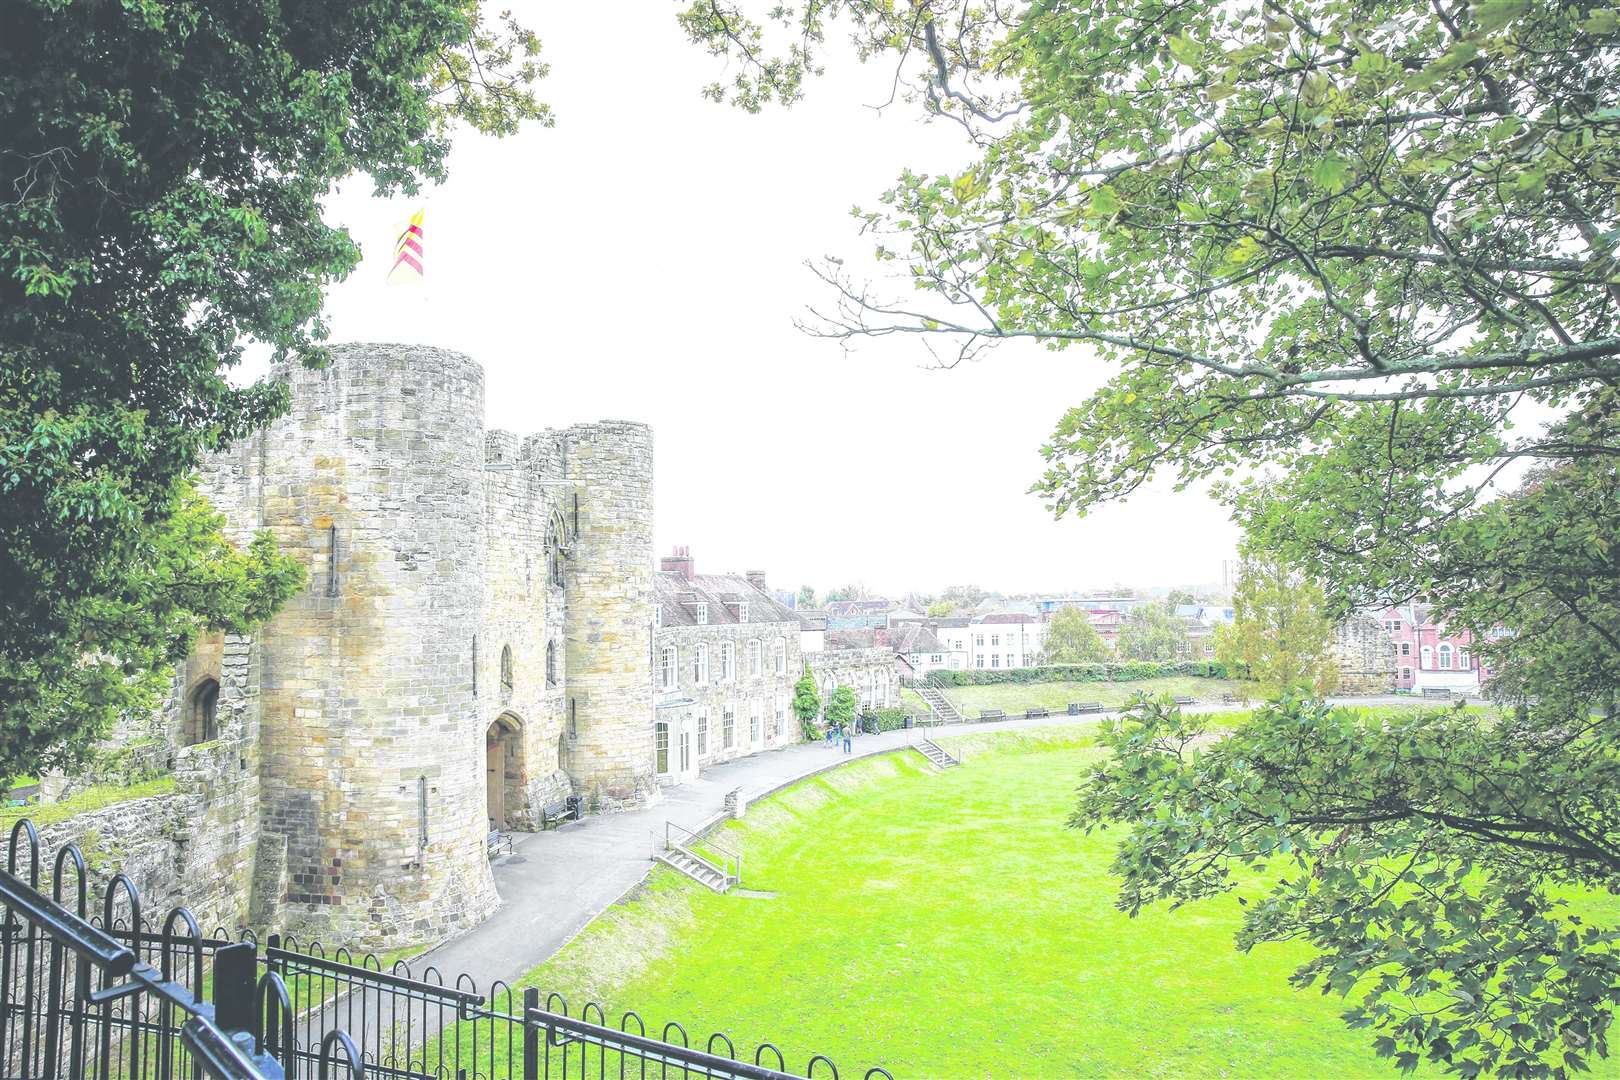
[720,642,736,682]
[1439,644,1453,669]
[547,518,566,588]
[1420,645,1434,669]
[546,640,558,688]
[184,678,219,746]
[694,643,709,686]
[501,645,514,695]
[772,638,786,676]
[747,639,762,678]
[660,645,678,690]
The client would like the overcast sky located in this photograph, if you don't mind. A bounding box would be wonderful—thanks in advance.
[311,3,1241,597]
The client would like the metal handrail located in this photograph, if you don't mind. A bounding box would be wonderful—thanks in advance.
[665,820,743,885]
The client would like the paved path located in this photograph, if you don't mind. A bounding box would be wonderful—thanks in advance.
[415,694,1418,989]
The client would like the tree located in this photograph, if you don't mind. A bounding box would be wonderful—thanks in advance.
[1,2,546,784]
[926,600,958,618]
[797,585,818,608]
[825,686,858,731]
[791,667,823,740]
[1217,549,1339,696]
[1165,589,1200,609]
[1115,603,1188,663]
[941,584,989,608]
[1039,607,1111,665]
[683,1,1620,1070]
[824,584,863,603]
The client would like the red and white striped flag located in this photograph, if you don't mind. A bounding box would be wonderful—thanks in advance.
[387,208,425,285]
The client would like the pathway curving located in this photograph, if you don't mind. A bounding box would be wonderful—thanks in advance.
[416,694,1419,987]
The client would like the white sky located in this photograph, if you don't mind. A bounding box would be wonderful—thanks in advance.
[310,3,1241,597]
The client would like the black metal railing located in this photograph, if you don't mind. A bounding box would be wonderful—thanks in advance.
[1,819,366,1080]
[3,820,892,1080]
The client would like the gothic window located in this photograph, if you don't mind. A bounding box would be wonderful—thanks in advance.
[546,640,558,688]
[501,645,514,696]
[184,678,220,746]
[547,519,566,589]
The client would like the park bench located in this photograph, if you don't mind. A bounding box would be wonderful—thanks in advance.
[541,795,583,830]
[1069,702,1104,714]
[1025,707,1049,719]
[1421,687,1453,699]
[486,829,514,857]
[1172,695,1196,706]
[979,709,1006,721]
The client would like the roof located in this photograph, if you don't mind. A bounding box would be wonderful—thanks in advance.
[823,599,896,616]
[825,625,945,655]
[655,571,797,628]
[976,612,1039,625]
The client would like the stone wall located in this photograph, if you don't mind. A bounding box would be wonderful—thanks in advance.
[1332,612,1397,694]
[553,422,658,811]
[806,649,901,712]
[654,619,802,768]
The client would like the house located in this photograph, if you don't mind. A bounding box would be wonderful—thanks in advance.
[1381,602,1488,694]
[966,613,1047,670]
[826,624,967,678]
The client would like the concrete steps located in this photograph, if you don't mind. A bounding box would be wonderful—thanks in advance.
[916,685,963,724]
[914,738,960,770]
[655,844,735,893]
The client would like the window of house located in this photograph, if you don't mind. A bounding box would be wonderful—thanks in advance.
[722,707,735,748]
[750,699,761,744]
[184,678,220,745]
[696,602,708,624]
[738,602,749,623]
[546,640,558,688]
[1393,620,1402,631]
[772,638,786,675]
[1439,644,1452,669]
[696,710,709,756]
[748,639,762,677]
[1421,645,1434,668]
[659,645,677,690]
[655,722,669,774]
[1458,649,1470,669]
[774,697,786,739]
[931,653,942,663]
[1400,642,1411,656]
[694,643,709,685]
[1401,667,1412,680]
[991,655,1001,669]
[654,607,662,629]
[976,656,985,668]
[991,634,1000,647]
[975,635,984,646]
[720,642,735,681]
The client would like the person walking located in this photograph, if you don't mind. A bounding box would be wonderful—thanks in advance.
[841,722,853,755]
[824,722,835,747]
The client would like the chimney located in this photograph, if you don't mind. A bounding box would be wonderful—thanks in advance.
[661,545,695,581]
[746,570,767,592]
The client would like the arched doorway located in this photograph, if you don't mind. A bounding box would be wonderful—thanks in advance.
[485,714,525,831]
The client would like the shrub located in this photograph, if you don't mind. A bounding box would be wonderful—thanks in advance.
[926,661,1231,687]
[864,708,908,733]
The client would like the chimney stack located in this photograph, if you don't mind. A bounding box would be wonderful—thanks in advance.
[661,546,695,582]
[746,570,767,591]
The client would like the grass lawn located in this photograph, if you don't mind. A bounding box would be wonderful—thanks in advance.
[940,675,1250,716]
[461,724,1612,1079]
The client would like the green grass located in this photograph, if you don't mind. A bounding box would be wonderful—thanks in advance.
[940,675,1250,716]
[429,724,1618,1079]
[0,776,177,828]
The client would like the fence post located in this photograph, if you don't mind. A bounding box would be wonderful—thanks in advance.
[523,986,540,1080]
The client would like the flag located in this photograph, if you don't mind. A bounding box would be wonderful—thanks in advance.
[387,208,425,285]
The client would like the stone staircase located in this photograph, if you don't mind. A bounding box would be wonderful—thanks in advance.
[656,843,736,893]
[916,684,963,724]
[914,738,960,770]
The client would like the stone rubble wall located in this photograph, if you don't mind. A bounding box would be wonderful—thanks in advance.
[806,649,902,712]
[1332,612,1397,694]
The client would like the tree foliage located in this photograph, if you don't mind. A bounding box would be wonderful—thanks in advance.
[1040,606,1112,664]
[683,0,1620,1071]
[826,685,859,730]
[1115,602,1189,662]
[1,0,546,781]
[926,599,959,618]
[792,667,824,739]
[1217,548,1340,695]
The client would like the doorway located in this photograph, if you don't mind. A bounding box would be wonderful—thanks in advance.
[485,714,524,831]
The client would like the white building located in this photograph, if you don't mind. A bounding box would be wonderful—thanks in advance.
[967,613,1047,670]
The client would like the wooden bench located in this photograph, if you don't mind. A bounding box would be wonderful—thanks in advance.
[1025,707,1049,719]
[486,829,514,857]
[1172,695,1196,706]
[979,709,1006,721]
[541,796,582,830]
[1069,702,1104,715]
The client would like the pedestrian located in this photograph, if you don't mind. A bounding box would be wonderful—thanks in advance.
[824,722,835,747]
[842,723,853,754]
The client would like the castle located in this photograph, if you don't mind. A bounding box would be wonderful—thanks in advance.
[55,343,896,948]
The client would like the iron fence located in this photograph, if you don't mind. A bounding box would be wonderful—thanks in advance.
[3,820,892,1080]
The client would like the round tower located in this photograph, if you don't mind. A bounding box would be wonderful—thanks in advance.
[559,421,658,808]
[254,343,496,946]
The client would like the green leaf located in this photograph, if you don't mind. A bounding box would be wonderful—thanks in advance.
[1311,156,1352,194]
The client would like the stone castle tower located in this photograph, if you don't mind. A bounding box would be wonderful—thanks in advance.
[183,343,656,945]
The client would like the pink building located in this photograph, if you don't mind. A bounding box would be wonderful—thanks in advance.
[1381,603,1488,694]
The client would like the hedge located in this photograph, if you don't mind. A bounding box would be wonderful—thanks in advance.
[858,707,910,734]
[923,661,1233,687]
